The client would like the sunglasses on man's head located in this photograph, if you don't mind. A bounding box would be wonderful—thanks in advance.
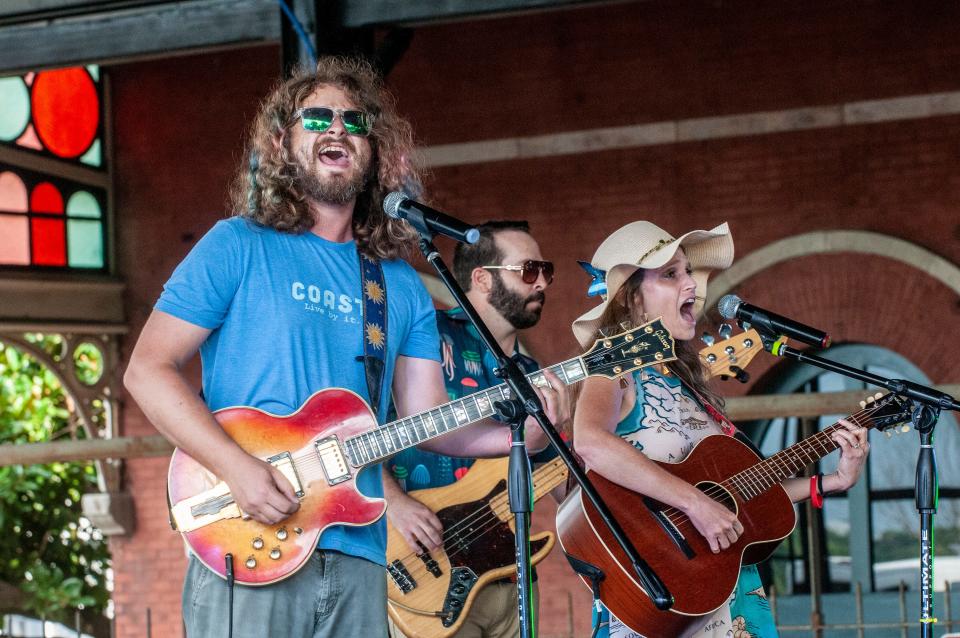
[293,107,374,136]
[483,260,555,285]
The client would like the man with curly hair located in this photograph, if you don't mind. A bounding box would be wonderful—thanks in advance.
[124,57,563,638]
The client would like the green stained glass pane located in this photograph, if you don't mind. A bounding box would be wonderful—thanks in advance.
[66,190,100,219]
[0,76,30,141]
[0,214,29,264]
[79,139,102,167]
[67,218,103,268]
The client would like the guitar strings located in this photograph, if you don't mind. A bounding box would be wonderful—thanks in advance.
[393,461,568,569]
[389,462,569,583]
[655,400,889,534]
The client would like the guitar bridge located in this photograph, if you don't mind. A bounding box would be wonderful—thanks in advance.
[643,496,695,559]
[388,559,417,594]
[314,436,351,486]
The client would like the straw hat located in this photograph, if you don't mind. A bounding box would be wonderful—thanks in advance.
[572,221,734,348]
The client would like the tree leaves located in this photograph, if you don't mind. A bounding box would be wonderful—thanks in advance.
[0,339,110,623]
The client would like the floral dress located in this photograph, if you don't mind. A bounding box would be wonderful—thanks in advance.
[592,367,778,638]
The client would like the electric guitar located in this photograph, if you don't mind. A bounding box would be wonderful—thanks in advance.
[556,392,911,636]
[386,456,568,638]
[167,318,675,585]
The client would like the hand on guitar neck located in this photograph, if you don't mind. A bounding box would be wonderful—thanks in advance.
[384,366,571,554]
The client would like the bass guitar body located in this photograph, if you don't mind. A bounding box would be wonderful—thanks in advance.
[556,435,794,637]
[167,389,384,586]
[386,457,558,638]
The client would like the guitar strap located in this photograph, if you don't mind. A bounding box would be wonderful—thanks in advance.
[358,252,388,420]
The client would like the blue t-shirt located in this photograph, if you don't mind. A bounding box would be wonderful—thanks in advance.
[155,216,440,566]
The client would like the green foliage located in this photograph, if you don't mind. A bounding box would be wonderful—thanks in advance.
[0,336,110,622]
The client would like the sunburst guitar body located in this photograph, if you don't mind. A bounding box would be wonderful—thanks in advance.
[167,319,675,586]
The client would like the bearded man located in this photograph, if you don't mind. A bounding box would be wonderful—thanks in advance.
[124,59,563,638]
[385,221,570,638]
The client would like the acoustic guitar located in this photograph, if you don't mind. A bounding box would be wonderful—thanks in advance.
[556,392,912,636]
[386,456,568,637]
[167,318,675,585]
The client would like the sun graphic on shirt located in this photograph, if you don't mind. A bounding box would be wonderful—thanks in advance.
[364,280,385,304]
[366,322,386,349]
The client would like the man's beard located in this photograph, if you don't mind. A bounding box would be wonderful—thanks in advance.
[489,272,545,330]
[294,140,372,205]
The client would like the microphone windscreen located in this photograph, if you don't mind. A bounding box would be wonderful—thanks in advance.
[717,294,742,319]
[383,191,406,218]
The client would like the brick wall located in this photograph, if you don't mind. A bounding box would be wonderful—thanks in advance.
[107,2,960,636]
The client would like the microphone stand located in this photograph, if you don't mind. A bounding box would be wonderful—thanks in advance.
[409,225,672,637]
[756,331,958,637]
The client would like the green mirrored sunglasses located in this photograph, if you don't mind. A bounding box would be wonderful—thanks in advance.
[293,107,373,136]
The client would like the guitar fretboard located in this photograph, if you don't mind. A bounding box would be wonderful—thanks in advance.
[727,412,871,500]
[343,359,588,467]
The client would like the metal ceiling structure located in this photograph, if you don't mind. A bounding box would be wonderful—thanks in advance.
[0,0,615,75]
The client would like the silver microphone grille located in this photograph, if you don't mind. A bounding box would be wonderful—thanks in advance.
[382,191,406,218]
[717,294,742,319]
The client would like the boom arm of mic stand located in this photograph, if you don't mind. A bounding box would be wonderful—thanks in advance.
[757,331,960,412]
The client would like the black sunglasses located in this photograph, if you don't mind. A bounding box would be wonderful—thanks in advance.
[483,260,555,285]
[292,107,374,136]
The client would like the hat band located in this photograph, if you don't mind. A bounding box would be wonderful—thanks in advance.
[638,237,674,265]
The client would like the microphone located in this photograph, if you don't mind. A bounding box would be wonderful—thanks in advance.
[717,294,831,349]
[383,192,480,244]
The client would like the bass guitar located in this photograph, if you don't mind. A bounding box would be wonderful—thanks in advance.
[386,456,568,638]
[167,319,675,585]
[556,392,912,636]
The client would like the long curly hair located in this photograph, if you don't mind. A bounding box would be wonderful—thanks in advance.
[590,269,725,412]
[229,56,421,260]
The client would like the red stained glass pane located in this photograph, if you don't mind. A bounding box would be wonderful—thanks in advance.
[32,68,99,159]
[30,182,64,214]
[31,217,66,265]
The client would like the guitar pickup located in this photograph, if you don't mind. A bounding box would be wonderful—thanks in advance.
[314,436,351,486]
[417,551,443,578]
[643,496,696,560]
[266,451,305,497]
[388,559,417,594]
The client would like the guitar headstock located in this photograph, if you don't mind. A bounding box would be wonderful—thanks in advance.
[581,318,677,380]
[699,327,763,382]
[860,392,914,436]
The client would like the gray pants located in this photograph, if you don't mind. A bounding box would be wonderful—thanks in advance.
[183,550,388,638]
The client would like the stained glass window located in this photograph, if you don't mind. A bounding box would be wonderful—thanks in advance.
[0,66,106,270]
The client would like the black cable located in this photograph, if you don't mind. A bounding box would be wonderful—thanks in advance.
[225,553,234,638]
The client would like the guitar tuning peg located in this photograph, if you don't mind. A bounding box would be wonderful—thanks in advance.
[859,400,867,409]
[597,327,611,337]
[874,392,883,400]
[901,424,911,433]
[718,323,733,340]
[619,321,632,331]
[885,430,893,438]
[701,333,715,346]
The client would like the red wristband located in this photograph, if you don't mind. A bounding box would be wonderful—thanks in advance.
[810,474,824,509]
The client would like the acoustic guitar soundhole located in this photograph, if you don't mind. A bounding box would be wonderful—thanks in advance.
[696,481,737,515]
